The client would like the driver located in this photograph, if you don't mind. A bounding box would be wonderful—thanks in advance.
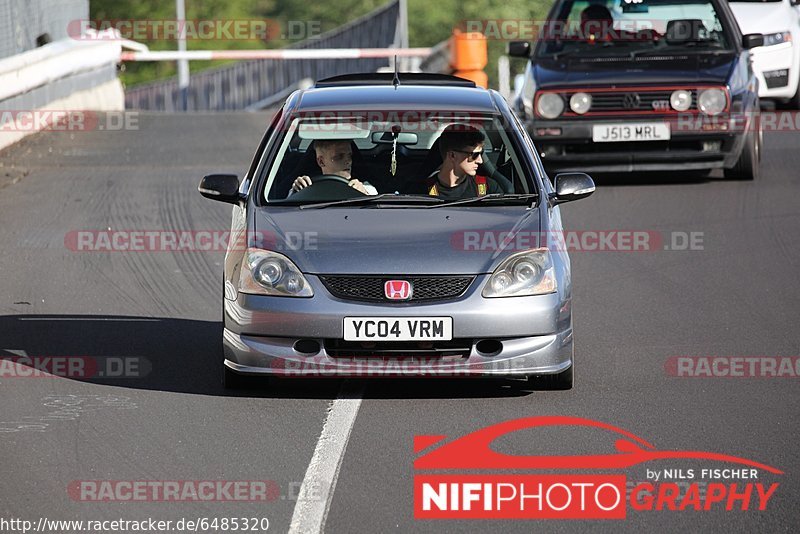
[290,140,378,195]
[580,3,614,42]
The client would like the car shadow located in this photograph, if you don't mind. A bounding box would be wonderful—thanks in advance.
[0,315,535,400]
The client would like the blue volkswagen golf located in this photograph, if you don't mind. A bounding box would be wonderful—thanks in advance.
[509,0,764,179]
[199,73,595,390]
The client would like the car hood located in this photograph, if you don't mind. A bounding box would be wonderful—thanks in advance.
[534,53,735,87]
[254,207,540,275]
[729,3,791,34]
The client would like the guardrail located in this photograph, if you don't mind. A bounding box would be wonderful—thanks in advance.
[0,35,124,152]
[0,38,120,102]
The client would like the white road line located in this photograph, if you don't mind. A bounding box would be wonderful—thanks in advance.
[289,381,363,534]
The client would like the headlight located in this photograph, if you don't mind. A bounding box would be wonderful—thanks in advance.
[569,92,592,115]
[670,89,692,111]
[482,249,557,298]
[698,88,726,116]
[536,93,565,119]
[239,248,313,297]
[762,31,791,47]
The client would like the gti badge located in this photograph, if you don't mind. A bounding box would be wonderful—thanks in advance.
[652,100,670,111]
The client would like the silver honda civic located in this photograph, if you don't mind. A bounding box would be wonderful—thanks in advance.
[199,73,595,389]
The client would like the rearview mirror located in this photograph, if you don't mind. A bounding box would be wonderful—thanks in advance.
[742,33,763,49]
[371,131,418,144]
[507,41,531,58]
[198,174,241,204]
[550,173,595,205]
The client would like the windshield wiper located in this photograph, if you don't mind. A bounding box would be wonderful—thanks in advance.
[298,193,445,210]
[548,48,586,61]
[426,193,539,208]
[679,39,722,47]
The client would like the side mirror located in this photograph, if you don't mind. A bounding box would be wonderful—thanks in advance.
[198,174,241,204]
[742,34,763,49]
[507,41,531,58]
[550,172,595,205]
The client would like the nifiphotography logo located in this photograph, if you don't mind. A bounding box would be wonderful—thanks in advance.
[413,416,782,519]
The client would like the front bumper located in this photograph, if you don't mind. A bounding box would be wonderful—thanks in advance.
[751,44,798,100]
[528,114,747,173]
[222,274,573,378]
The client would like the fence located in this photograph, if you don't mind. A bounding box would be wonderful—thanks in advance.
[124,0,404,111]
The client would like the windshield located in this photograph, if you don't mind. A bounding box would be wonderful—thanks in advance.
[536,0,732,58]
[259,113,536,207]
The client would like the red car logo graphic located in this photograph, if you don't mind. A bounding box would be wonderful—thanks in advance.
[385,280,412,300]
[414,416,783,473]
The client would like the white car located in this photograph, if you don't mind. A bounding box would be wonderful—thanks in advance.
[729,0,800,108]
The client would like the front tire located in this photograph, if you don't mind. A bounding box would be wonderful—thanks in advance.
[223,364,243,389]
[724,128,759,181]
[223,364,263,390]
[511,364,574,391]
[534,364,574,390]
[784,84,800,110]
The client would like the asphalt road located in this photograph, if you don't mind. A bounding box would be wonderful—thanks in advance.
[0,112,798,533]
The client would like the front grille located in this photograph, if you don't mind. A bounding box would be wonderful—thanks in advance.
[555,88,698,115]
[319,275,474,302]
[325,339,472,358]
[582,90,691,112]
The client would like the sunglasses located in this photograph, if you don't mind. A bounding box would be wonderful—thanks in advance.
[452,149,484,162]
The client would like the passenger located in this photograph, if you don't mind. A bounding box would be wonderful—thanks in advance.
[290,140,377,195]
[426,124,503,200]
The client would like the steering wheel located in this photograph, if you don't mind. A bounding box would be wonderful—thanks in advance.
[310,174,353,186]
[288,174,367,202]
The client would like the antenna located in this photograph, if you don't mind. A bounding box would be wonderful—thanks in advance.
[392,55,400,88]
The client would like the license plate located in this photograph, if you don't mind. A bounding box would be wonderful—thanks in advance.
[592,122,670,142]
[343,317,452,341]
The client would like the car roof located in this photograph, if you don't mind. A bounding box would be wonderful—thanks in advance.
[289,74,501,114]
